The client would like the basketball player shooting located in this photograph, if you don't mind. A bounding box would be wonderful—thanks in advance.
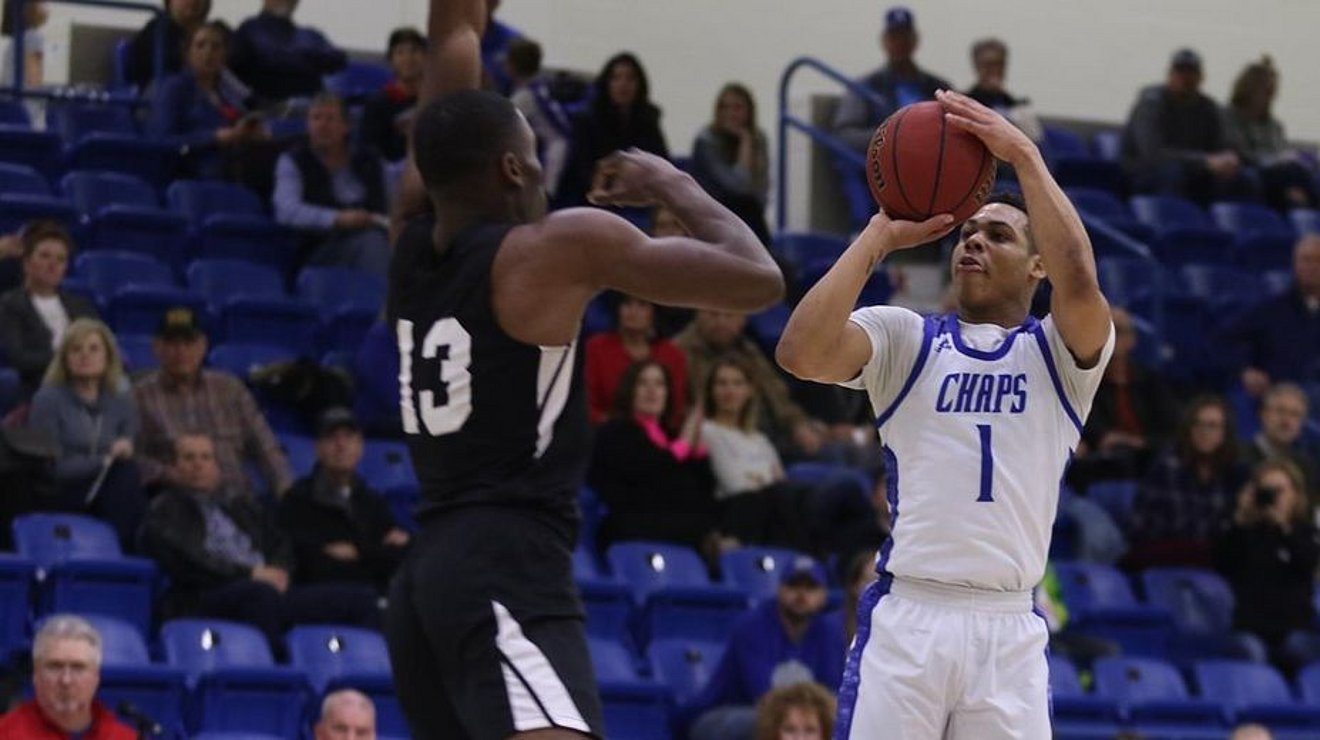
[383,1,784,738]
[777,89,1114,740]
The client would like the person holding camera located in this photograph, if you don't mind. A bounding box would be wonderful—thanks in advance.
[1214,458,1320,661]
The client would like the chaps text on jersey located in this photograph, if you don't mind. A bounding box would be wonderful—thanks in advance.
[934,372,1028,414]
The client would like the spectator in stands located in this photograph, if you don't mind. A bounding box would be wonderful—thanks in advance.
[831,6,951,152]
[150,21,269,180]
[1225,57,1318,211]
[585,292,688,426]
[587,359,718,555]
[1072,308,1177,485]
[274,93,392,280]
[691,83,771,242]
[682,556,845,740]
[0,615,134,739]
[1244,383,1319,505]
[480,0,520,94]
[28,319,144,550]
[229,0,347,104]
[1125,395,1248,570]
[754,682,836,740]
[134,305,293,497]
[1121,48,1256,205]
[559,52,669,207]
[506,38,571,199]
[963,38,1041,142]
[125,0,211,88]
[360,28,426,165]
[1214,458,1319,664]
[676,310,825,459]
[141,432,379,645]
[0,221,97,399]
[314,688,377,740]
[0,0,48,91]
[1230,234,1320,395]
[278,407,409,593]
[1231,725,1275,740]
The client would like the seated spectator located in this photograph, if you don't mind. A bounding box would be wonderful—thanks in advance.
[125,0,211,88]
[585,293,688,426]
[0,615,135,739]
[1225,57,1318,211]
[558,52,669,207]
[1072,308,1178,486]
[1125,395,1248,570]
[274,93,391,280]
[28,319,144,550]
[963,38,1041,141]
[0,0,48,116]
[831,6,951,152]
[1229,234,1320,395]
[691,83,771,242]
[141,433,379,645]
[1214,458,1319,668]
[675,310,825,459]
[314,689,378,740]
[229,0,346,104]
[0,221,97,399]
[1244,383,1320,505]
[134,305,292,496]
[587,360,716,555]
[506,38,571,199]
[1232,725,1275,740]
[682,557,845,740]
[360,27,426,164]
[1121,48,1256,204]
[278,407,408,593]
[150,21,269,180]
[480,0,521,94]
[754,682,836,740]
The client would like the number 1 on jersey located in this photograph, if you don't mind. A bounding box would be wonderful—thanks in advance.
[976,424,994,502]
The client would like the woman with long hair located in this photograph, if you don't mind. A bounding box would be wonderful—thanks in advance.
[1124,395,1248,569]
[585,292,688,426]
[28,318,145,549]
[1225,57,1318,211]
[691,83,771,242]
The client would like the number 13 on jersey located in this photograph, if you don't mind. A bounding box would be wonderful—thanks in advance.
[397,318,473,436]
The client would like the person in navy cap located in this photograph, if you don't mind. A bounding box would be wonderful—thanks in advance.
[832,6,953,152]
[680,554,846,740]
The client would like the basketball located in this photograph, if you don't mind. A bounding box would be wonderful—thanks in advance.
[866,100,998,223]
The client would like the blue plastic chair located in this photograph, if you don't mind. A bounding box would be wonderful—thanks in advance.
[588,636,641,683]
[296,266,385,314]
[1296,663,1320,706]
[646,638,724,704]
[0,162,50,196]
[13,513,123,568]
[1210,201,1293,238]
[606,542,711,604]
[772,231,848,270]
[1054,158,1125,195]
[219,298,321,355]
[1048,653,1125,730]
[1194,659,1320,727]
[91,210,190,272]
[117,334,157,374]
[49,104,138,141]
[747,303,791,354]
[600,682,673,740]
[61,170,158,215]
[1093,655,1223,727]
[187,259,286,312]
[159,619,275,680]
[196,218,298,274]
[207,343,297,379]
[286,625,391,693]
[1085,479,1138,528]
[1178,264,1262,321]
[1053,561,1172,658]
[75,251,175,304]
[1130,195,1215,234]
[1139,568,1235,637]
[1043,127,1089,159]
[66,135,177,188]
[358,440,417,491]
[0,101,30,127]
[0,556,35,663]
[0,193,78,236]
[166,180,265,224]
[1068,187,1153,241]
[0,127,63,179]
[106,286,206,338]
[720,546,804,602]
[279,434,316,479]
[99,666,188,739]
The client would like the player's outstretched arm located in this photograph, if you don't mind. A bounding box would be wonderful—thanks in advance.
[939,90,1111,367]
[776,211,953,383]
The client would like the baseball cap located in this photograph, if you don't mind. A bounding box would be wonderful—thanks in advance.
[884,6,915,32]
[779,555,828,588]
[316,406,361,437]
[1170,48,1202,71]
[155,305,204,341]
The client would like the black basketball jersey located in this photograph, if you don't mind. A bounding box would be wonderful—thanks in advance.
[388,216,589,525]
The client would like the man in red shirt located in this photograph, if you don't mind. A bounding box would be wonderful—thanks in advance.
[0,615,135,739]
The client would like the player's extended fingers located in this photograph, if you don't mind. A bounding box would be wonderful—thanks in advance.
[943,113,988,136]
[936,90,992,122]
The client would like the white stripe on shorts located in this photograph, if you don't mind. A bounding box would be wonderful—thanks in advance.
[492,600,592,734]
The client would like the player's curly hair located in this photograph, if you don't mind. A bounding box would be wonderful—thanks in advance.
[754,681,836,740]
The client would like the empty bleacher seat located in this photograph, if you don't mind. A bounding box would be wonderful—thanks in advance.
[1291,208,1320,236]
[0,556,35,664]
[76,614,189,736]
[1047,653,1124,735]
[647,638,724,705]
[61,170,158,215]
[0,161,50,196]
[278,434,316,478]
[167,180,265,224]
[1093,655,1223,728]
[296,266,385,313]
[106,286,206,338]
[1140,567,1235,637]
[160,618,276,680]
[0,193,78,236]
[1194,659,1320,728]
[720,546,805,602]
[76,251,175,304]
[0,101,30,127]
[1053,561,1172,658]
[1084,479,1138,527]
[1210,201,1294,238]
[13,513,123,567]
[187,259,286,312]
[66,135,178,188]
[208,343,297,379]
[49,103,138,141]
[747,304,791,354]
[606,542,712,604]
[219,298,321,355]
[358,440,417,491]
[772,231,848,269]
[0,128,63,178]
[286,625,391,693]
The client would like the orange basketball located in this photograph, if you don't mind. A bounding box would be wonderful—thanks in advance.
[866,101,997,223]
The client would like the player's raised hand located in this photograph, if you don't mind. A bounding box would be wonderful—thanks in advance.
[587,148,678,208]
[936,89,1036,166]
[860,210,956,256]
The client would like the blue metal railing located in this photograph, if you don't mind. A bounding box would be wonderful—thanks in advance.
[5,0,162,105]
[775,56,890,233]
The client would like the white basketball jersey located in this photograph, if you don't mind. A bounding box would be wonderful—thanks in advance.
[844,308,1114,592]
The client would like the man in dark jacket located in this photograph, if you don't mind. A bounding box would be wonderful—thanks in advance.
[1229,234,1320,397]
[140,432,378,646]
[228,0,346,104]
[278,408,409,593]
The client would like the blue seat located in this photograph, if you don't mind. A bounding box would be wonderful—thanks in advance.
[785,461,872,504]
[196,218,298,274]
[578,577,635,649]
[296,266,385,313]
[106,286,205,338]
[1068,187,1153,241]
[1194,659,1320,727]
[1043,127,1089,159]
[186,259,286,313]
[75,251,175,305]
[646,638,724,704]
[1093,656,1223,727]
[0,193,78,236]
[720,546,805,602]
[49,103,138,141]
[1210,201,1293,239]
[110,38,131,89]
[1092,130,1122,161]
[167,180,265,224]
[1131,195,1215,233]
[13,513,122,567]
[0,101,30,127]
[606,542,711,604]
[1048,653,1125,728]
[1085,479,1138,527]
[587,636,642,684]
[0,162,50,196]
[358,440,417,491]
[286,625,391,693]
[66,135,177,188]
[747,303,791,354]
[600,681,672,740]
[207,343,296,379]
[117,334,157,374]
[643,584,748,645]
[61,170,159,214]
[99,666,188,739]
[0,556,35,664]
[1178,264,1262,320]
[1140,568,1235,637]
[323,306,379,354]
[1296,662,1320,706]
[323,62,392,100]
[192,668,310,737]
[0,127,63,178]
[1054,561,1172,658]
[91,209,190,271]
[159,619,275,680]
[772,231,848,269]
[278,434,316,478]
[857,268,894,306]
[219,298,320,355]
